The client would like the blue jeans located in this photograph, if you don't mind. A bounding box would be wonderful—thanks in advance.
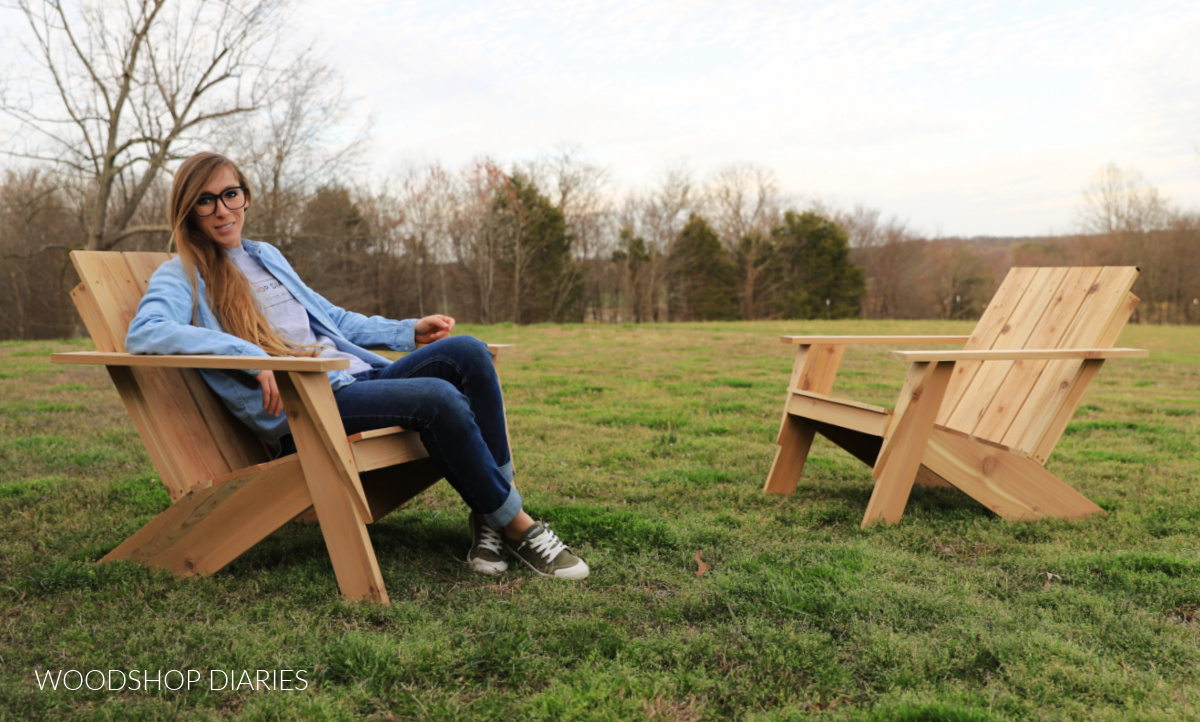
[282,336,520,529]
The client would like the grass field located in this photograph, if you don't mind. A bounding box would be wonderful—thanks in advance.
[1,320,1198,721]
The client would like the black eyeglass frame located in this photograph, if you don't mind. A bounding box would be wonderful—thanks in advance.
[193,185,249,217]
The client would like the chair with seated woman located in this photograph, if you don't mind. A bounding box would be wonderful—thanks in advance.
[57,151,588,602]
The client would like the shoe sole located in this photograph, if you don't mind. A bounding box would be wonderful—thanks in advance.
[468,556,508,575]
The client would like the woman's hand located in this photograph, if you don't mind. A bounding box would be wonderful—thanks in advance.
[256,369,284,417]
[415,314,455,344]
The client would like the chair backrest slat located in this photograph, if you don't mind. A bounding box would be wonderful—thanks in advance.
[1000,266,1139,454]
[71,282,120,353]
[123,252,174,295]
[1026,288,1140,463]
[936,267,1042,426]
[942,267,1078,431]
[936,265,1139,455]
[960,267,1102,441]
[70,251,269,500]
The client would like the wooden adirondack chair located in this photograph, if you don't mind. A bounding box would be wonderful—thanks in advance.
[51,250,506,604]
[762,266,1148,528]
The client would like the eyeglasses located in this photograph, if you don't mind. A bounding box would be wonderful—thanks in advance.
[193,186,248,217]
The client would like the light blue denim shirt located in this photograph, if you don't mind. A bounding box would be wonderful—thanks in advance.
[126,239,416,454]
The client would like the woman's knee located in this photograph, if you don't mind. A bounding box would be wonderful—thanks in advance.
[442,335,493,368]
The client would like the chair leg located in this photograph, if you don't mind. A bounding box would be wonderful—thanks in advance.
[278,372,389,605]
[764,343,846,496]
[922,427,1106,521]
[763,415,817,495]
[101,456,312,575]
[863,361,954,527]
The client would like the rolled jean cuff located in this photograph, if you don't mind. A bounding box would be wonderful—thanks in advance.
[498,460,513,483]
[483,485,522,530]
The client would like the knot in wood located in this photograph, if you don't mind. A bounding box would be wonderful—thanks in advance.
[1059,380,1070,390]
[981,457,996,475]
[185,559,195,570]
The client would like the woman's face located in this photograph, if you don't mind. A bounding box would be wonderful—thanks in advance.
[194,166,248,250]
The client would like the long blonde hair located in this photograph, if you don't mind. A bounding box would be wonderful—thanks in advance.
[168,152,317,357]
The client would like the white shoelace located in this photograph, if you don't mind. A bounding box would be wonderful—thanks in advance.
[527,524,568,561]
[477,523,504,555]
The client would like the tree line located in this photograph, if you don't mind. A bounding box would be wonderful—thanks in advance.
[4,156,1198,341]
[1,1,1197,339]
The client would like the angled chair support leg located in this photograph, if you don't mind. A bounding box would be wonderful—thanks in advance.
[101,456,312,575]
[922,427,1105,521]
[863,361,954,527]
[763,343,845,495]
[764,415,818,495]
[278,372,389,605]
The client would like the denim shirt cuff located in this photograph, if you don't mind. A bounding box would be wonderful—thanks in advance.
[393,319,417,352]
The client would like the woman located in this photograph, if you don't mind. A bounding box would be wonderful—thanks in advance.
[126,152,588,580]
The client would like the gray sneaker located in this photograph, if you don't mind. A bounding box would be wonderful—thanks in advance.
[505,521,589,579]
[467,512,508,575]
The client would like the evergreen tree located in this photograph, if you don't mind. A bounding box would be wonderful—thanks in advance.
[298,185,367,248]
[770,211,865,319]
[668,214,739,321]
[494,174,583,323]
[294,184,380,313]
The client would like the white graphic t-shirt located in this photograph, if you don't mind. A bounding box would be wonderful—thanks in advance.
[226,246,373,376]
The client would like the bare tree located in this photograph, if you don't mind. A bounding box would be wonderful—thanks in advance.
[523,146,611,227]
[1072,164,1200,322]
[2,0,297,250]
[638,162,698,321]
[835,204,927,319]
[1077,163,1172,235]
[705,163,781,251]
[925,240,991,320]
[0,167,83,338]
[609,222,651,322]
[1156,212,1200,323]
[386,163,457,318]
[233,52,369,252]
[446,159,509,324]
[706,163,782,318]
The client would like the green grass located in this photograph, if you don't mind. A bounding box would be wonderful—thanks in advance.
[1,321,1199,720]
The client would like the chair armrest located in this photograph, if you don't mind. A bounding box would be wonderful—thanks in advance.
[889,348,1148,363]
[781,335,970,345]
[50,351,350,372]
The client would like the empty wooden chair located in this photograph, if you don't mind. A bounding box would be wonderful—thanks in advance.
[52,251,506,603]
[762,266,1147,528]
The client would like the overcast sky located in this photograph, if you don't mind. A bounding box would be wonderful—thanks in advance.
[287,0,1199,237]
[2,1,1195,238]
